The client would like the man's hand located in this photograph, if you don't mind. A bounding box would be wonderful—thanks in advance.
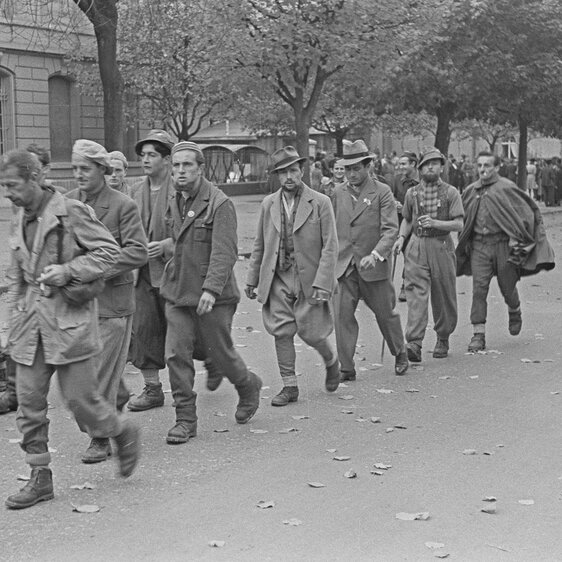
[417,214,435,229]
[38,264,70,287]
[196,290,216,316]
[395,201,403,213]
[148,240,167,259]
[244,285,257,299]
[392,236,404,256]
[311,287,330,304]
[359,254,377,270]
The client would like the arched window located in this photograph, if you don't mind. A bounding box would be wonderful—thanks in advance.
[0,68,15,154]
[48,75,74,161]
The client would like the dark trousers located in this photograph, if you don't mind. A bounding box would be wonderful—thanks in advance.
[470,237,520,326]
[334,266,405,374]
[165,303,249,425]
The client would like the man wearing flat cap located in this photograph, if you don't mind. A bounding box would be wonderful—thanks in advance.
[67,139,148,463]
[246,146,340,406]
[332,140,409,380]
[159,141,262,442]
[106,151,130,195]
[393,148,464,362]
[1,149,140,509]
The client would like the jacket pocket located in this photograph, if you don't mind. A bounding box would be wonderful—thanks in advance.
[194,219,212,243]
[56,302,90,330]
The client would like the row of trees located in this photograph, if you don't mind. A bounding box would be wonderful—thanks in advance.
[8,0,562,188]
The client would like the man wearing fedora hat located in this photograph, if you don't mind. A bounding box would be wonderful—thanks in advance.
[332,140,409,379]
[393,148,464,362]
[246,146,340,406]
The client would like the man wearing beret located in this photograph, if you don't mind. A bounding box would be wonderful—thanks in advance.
[67,140,148,463]
[332,140,409,380]
[160,141,263,442]
[1,149,140,509]
[393,148,464,362]
[246,146,340,406]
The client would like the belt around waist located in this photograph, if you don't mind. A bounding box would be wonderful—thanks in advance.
[414,226,449,238]
[473,232,509,243]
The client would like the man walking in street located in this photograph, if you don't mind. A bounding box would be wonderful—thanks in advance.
[393,148,464,362]
[332,140,409,381]
[457,151,555,352]
[246,146,340,407]
[67,140,148,464]
[1,149,140,509]
[160,141,262,443]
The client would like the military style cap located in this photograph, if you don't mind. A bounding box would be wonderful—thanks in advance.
[417,148,445,169]
[135,129,175,156]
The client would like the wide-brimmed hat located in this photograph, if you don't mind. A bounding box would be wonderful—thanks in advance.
[270,146,307,173]
[417,148,445,169]
[72,139,112,174]
[336,140,376,167]
[135,129,175,156]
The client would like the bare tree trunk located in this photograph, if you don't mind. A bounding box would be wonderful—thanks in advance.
[517,115,528,190]
[434,102,455,155]
[294,108,311,184]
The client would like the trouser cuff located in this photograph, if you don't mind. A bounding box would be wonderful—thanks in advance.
[26,452,51,467]
[473,323,486,334]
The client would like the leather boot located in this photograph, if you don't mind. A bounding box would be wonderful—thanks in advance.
[395,348,409,375]
[406,342,422,363]
[113,420,140,478]
[81,438,112,464]
[127,383,164,411]
[468,333,486,352]
[166,421,197,444]
[235,371,262,424]
[508,310,522,335]
[433,338,449,359]
[5,467,54,509]
[271,386,299,406]
[325,359,340,392]
[205,359,223,392]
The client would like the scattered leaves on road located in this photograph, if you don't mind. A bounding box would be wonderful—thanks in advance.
[481,504,497,514]
[344,469,357,479]
[291,415,309,420]
[256,500,275,509]
[370,417,381,423]
[278,428,299,434]
[282,518,303,526]
[376,388,394,394]
[333,456,351,461]
[373,463,392,470]
[72,504,100,513]
[70,482,96,490]
[249,429,268,434]
[462,449,477,455]
[395,512,430,521]
[208,540,225,548]
[339,395,354,401]
[308,482,326,488]
[213,428,229,433]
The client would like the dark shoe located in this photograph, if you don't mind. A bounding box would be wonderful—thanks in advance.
[406,342,422,363]
[205,359,223,392]
[395,349,409,376]
[508,310,522,335]
[113,420,140,478]
[433,338,449,359]
[325,360,340,392]
[235,371,262,424]
[467,333,486,352]
[271,386,299,407]
[81,438,112,464]
[0,390,17,415]
[398,286,407,302]
[127,383,164,411]
[340,370,357,382]
[166,421,197,444]
[5,467,54,509]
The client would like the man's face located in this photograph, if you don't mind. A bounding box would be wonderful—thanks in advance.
[420,159,443,183]
[1,166,40,208]
[172,149,202,192]
[140,143,169,178]
[107,158,126,190]
[71,154,106,193]
[398,157,415,176]
[477,155,498,181]
[345,161,369,187]
[277,163,304,191]
[332,164,345,181]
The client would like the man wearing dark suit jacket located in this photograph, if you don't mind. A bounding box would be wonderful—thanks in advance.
[245,146,340,407]
[67,140,148,463]
[159,142,262,444]
[332,140,409,380]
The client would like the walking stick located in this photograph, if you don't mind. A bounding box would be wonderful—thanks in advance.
[380,253,399,364]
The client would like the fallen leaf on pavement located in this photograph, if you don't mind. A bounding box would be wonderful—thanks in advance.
[213,428,229,433]
[339,395,354,400]
[425,542,445,549]
[8,439,21,444]
[395,512,430,521]
[370,417,381,423]
[72,504,100,513]
[520,358,532,363]
[386,427,395,433]
[438,376,451,380]
[435,553,450,559]
[341,409,354,414]
[257,500,275,509]
[333,456,351,461]
[282,518,303,526]
[344,469,357,479]
[481,504,497,514]
[394,425,407,430]
[411,365,424,371]
[482,496,497,502]
[250,429,268,434]
[213,411,226,417]
[307,482,326,488]
[482,451,494,456]
[70,482,96,490]
[373,463,392,470]
[462,449,477,455]
[406,388,420,393]
[326,448,336,453]
[235,344,247,348]
[291,415,309,420]
[469,375,479,379]
[518,499,534,505]
[17,474,30,481]
[376,389,394,394]
[278,428,299,434]
[355,417,367,423]
[371,470,384,476]
[208,540,225,548]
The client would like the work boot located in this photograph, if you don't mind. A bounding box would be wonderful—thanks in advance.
[206,359,223,392]
[325,360,341,392]
[340,370,357,382]
[271,386,299,407]
[81,438,112,464]
[5,467,54,510]
[395,348,409,376]
[467,333,486,353]
[127,383,164,411]
[398,285,407,302]
[406,342,422,363]
[508,310,522,335]
[433,338,449,359]
[235,371,262,424]
[0,389,17,415]
[113,419,140,478]
[166,421,197,444]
